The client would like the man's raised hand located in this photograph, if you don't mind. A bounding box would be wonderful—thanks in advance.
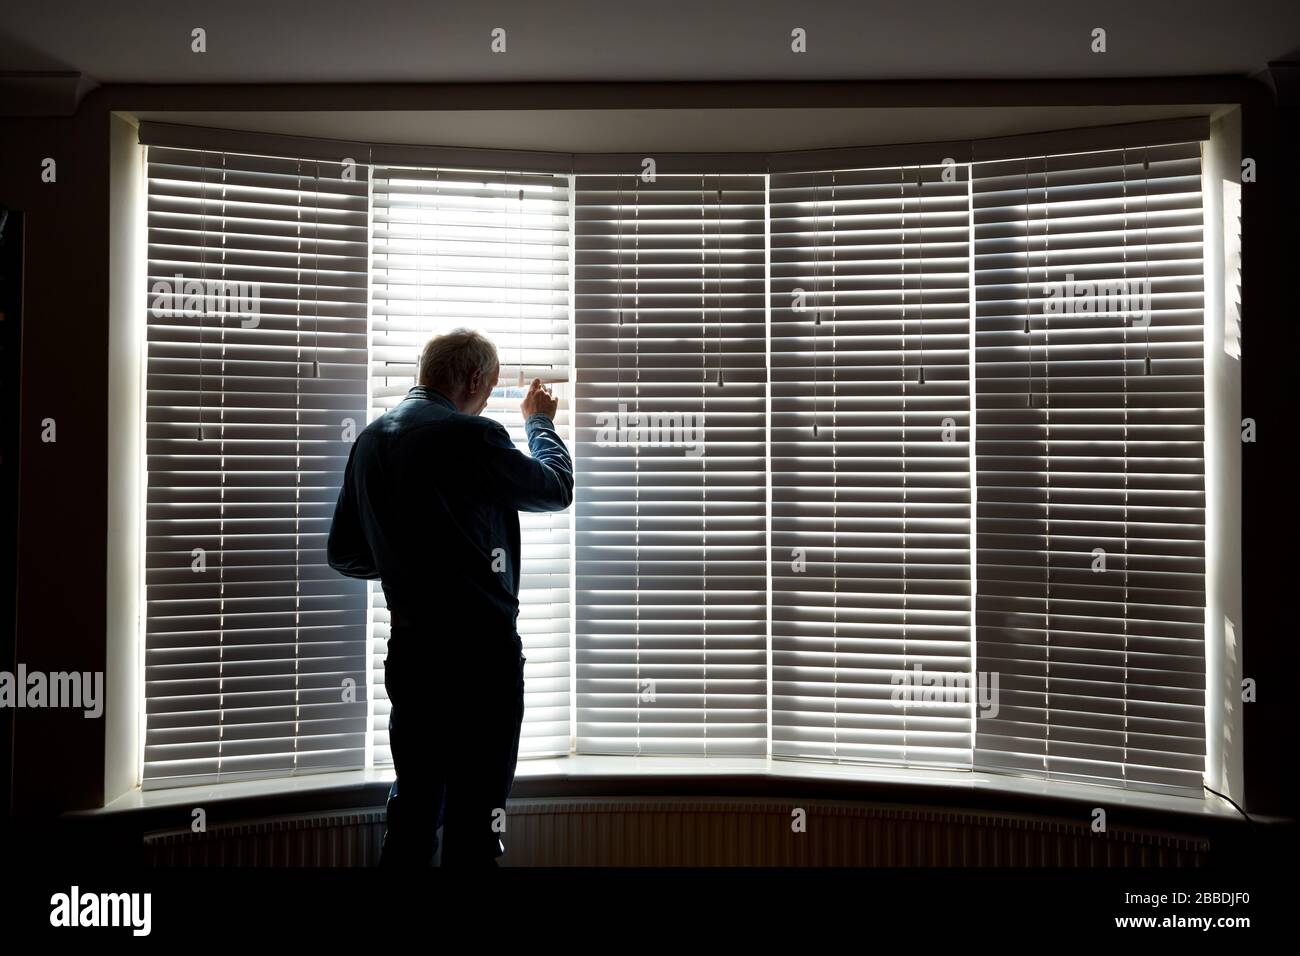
[521,378,559,421]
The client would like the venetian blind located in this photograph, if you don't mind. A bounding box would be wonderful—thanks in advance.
[143,147,371,786]
[368,165,573,760]
[769,163,974,767]
[970,142,1207,794]
[573,173,769,754]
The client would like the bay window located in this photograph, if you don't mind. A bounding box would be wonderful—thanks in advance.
[140,117,1210,798]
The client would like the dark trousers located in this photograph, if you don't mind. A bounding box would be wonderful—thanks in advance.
[378,627,526,867]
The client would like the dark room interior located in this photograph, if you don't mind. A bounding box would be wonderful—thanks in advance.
[1,0,1297,940]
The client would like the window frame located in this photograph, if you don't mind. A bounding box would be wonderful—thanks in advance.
[131,113,1237,806]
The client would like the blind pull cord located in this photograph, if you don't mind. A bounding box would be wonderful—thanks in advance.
[1143,150,1153,376]
[197,154,208,441]
[917,167,926,385]
[812,178,821,437]
[516,178,523,384]
[312,161,322,378]
[716,187,724,388]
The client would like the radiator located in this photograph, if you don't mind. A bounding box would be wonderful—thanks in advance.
[143,796,1209,866]
[144,809,387,867]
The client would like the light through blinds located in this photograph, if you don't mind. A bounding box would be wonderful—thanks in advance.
[143,147,371,787]
[769,162,974,767]
[368,164,573,760]
[971,142,1206,795]
[139,119,1210,800]
[573,173,769,755]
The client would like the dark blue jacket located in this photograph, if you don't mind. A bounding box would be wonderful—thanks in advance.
[327,385,573,646]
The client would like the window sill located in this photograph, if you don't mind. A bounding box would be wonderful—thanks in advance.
[75,756,1249,828]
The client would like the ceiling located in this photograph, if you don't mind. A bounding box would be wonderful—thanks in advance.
[2,0,1298,86]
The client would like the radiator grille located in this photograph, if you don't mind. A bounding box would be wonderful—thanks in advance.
[145,809,386,866]
[143,797,1209,866]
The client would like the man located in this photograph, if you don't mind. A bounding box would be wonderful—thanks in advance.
[327,328,573,867]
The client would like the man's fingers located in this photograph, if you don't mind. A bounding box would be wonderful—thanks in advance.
[521,378,557,418]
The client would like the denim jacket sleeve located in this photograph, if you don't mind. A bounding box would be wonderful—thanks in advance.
[480,414,574,513]
[327,441,381,579]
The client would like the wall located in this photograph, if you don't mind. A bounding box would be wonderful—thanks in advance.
[0,108,110,821]
[1237,85,1296,817]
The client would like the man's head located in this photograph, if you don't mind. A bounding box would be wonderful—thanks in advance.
[418,328,500,415]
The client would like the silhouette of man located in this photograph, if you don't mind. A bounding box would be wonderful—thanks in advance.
[327,328,573,866]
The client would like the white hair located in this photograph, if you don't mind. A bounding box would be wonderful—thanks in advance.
[418,328,499,392]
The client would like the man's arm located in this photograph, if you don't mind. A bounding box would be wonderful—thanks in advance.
[327,441,381,579]
[479,412,574,513]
